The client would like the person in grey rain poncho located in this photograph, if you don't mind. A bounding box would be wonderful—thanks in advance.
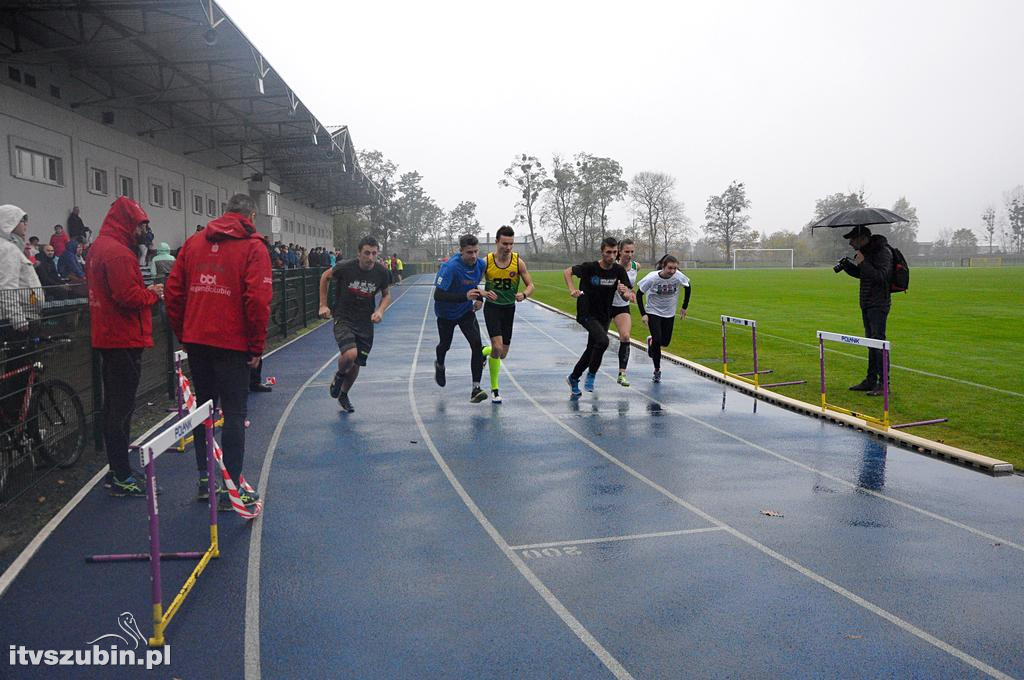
[0,205,44,338]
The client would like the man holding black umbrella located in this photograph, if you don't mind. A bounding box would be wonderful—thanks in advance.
[838,225,893,396]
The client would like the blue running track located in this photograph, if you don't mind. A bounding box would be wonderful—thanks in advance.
[1,275,1022,679]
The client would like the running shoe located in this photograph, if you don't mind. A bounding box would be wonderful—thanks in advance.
[109,475,146,497]
[617,373,630,387]
[338,391,355,412]
[491,390,502,404]
[652,370,662,383]
[566,375,582,399]
[105,467,144,489]
[584,372,596,392]
[329,371,344,398]
[217,488,260,512]
[196,475,217,502]
[434,361,446,387]
[471,387,488,403]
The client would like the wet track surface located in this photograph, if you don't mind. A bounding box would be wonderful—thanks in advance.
[1,276,1022,679]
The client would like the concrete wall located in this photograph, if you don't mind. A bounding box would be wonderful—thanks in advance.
[0,81,333,251]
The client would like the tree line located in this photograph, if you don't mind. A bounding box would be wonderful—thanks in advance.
[336,149,1023,263]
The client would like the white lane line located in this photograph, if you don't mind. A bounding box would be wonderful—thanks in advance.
[502,363,1016,680]
[245,278,421,680]
[519,314,1024,555]
[408,288,635,680]
[510,527,727,551]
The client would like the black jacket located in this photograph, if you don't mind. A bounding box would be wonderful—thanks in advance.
[841,234,893,310]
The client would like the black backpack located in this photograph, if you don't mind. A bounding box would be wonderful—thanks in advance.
[889,245,909,293]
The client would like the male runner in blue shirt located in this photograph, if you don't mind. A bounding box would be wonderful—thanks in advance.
[434,234,491,403]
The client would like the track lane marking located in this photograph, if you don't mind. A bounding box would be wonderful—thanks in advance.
[510,527,726,551]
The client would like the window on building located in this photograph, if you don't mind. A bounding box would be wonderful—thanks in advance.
[207,197,216,216]
[14,146,64,186]
[8,67,21,83]
[23,73,36,88]
[49,85,61,99]
[150,181,164,207]
[118,174,134,199]
[170,188,182,211]
[86,166,107,195]
[192,192,204,215]
[221,202,227,214]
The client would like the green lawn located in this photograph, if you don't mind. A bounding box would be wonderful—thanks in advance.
[529,266,1024,468]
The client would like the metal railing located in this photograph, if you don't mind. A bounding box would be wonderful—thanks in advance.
[0,267,329,509]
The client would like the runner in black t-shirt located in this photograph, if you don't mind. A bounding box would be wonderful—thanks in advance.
[562,236,634,398]
[318,236,392,412]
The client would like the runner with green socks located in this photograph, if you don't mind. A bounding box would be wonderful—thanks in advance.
[482,225,534,403]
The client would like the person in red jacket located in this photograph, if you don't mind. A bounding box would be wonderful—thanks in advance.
[86,197,164,497]
[49,224,69,257]
[165,193,272,509]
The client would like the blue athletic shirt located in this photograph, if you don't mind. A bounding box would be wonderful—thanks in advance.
[434,254,486,320]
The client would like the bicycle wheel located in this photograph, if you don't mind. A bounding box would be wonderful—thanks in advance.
[32,380,86,468]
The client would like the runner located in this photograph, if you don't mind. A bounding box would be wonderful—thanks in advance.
[563,236,634,398]
[610,237,639,387]
[433,234,488,403]
[637,254,691,383]
[317,236,392,412]
[481,225,535,404]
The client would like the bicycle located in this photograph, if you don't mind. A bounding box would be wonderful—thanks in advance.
[0,337,86,500]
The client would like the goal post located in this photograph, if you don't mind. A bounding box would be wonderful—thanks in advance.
[732,248,794,270]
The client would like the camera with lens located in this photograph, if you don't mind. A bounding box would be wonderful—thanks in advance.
[833,256,851,273]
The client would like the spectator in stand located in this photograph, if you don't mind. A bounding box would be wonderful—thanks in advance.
[149,242,176,279]
[86,197,164,497]
[195,224,204,233]
[57,239,86,281]
[82,227,93,245]
[67,207,86,242]
[26,236,40,264]
[300,247,309,268]
[138,223,155,266]
[165,193,272,510]
[34,243,66,288]
[50,225,69,257]
[0,205,44,338]
[330,250,338,267]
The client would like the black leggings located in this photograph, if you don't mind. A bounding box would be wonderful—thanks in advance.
[100,348,143,480]
[647,315,675,371]
[187,344,250,482]
[571,317,610,379]
[436,312,484,383]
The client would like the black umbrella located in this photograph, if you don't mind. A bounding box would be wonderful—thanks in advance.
[811,207,907,230]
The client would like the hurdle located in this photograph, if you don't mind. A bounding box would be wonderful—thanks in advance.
[87,400,219,647]
[721,315,806,389]
[817,331,892,429]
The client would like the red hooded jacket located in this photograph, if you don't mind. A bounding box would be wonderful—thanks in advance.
[87,197,159,349]
[164,212,273,356]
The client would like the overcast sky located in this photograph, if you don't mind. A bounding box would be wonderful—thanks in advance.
[219,0,1023,241]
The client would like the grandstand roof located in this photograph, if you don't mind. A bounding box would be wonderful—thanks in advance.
[0,0,384,212]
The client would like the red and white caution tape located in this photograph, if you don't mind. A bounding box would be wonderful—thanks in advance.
[212,439,263,520]
[177,368,196,412]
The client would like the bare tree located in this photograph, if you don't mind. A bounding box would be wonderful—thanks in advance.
[1004,186,1024,254]
[576,154,627,243]
[629,172,676,263]
[981,206,997,254]
[544,155,581,257]
[500,155,547,255]
[656,196,690,257]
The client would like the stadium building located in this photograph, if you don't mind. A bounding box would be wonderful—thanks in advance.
[0,0,382,250]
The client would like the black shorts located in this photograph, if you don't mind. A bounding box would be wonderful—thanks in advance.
[483,303,516,344]
[333,318,373,366]
[611,305,631,319]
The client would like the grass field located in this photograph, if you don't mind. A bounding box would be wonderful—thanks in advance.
[528,266,1024,469]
